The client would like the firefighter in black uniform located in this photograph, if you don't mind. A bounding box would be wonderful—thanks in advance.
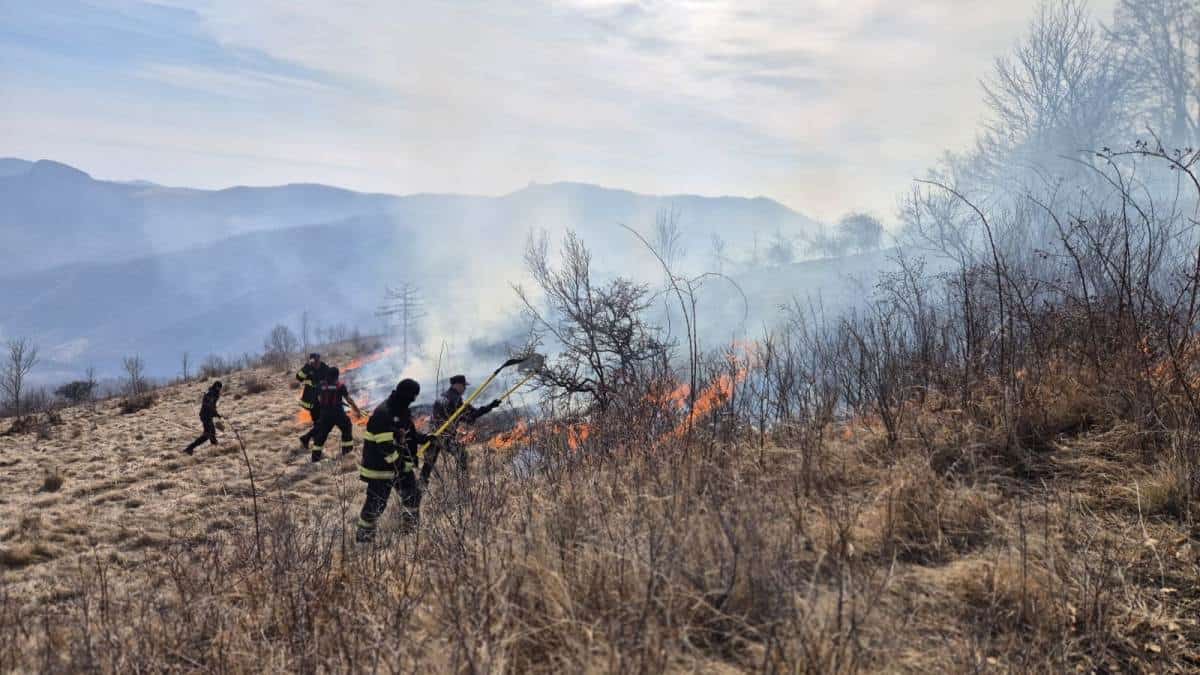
[357,379,435,542]
[297,353,327,449]
[420,374,500,483]
[310,366,363,462]
[183,381,222,455]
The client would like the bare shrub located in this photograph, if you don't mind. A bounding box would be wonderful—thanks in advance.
[118,393,155,415]
[121,355,147,396]
[54,380,95,406]
[262,324,299,369]
[199,354,235,379]
[242,374,269,396]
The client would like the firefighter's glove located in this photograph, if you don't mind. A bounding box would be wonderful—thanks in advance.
[485,399,502,411]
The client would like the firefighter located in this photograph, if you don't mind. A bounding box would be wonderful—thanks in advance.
[183,381,222,455]
[310,366,363,462]
[356,379,435,542]
[297,353,327,449]
[419,374,500,483]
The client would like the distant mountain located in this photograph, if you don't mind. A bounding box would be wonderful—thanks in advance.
[0,158,836,382]
[0,159,820,277]
[0,159,397,275]
[0,158,34,177]
[0,219,892,383]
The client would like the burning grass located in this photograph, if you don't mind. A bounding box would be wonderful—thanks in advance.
[2,343,1200,672]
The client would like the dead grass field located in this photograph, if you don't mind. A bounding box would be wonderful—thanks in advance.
[2,355,1199,672]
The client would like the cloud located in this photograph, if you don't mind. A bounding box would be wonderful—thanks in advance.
[1,0,1118,222]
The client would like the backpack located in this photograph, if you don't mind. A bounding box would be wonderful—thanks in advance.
[317,382,343,410]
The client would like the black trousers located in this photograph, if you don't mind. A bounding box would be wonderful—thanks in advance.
[356,470,421,539]
[185,416,217,453]
[420,437,470,482]
[311,410,353,457]
[299,397,322,439]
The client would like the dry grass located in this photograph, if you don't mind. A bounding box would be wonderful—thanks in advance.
[0,352,1198,673]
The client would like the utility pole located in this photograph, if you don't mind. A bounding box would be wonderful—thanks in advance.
[376,283,427,363]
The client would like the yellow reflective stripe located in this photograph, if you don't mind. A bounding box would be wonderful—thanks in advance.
[359,465,395,480]
[384,451,400,463]
[357,517,377,530]
[341,440,354,447]
[299,400,313,409]
[362,431,394,443]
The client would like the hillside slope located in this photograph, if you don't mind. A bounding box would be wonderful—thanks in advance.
[2,350,1198,672]
[0,360,354,603]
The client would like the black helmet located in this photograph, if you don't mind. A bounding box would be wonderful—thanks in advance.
[309,353,320,361]
[393,378,420,404]
[212,380,223,390]
[450,374,468,386]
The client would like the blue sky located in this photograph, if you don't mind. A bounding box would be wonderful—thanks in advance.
[0,0,1115,221]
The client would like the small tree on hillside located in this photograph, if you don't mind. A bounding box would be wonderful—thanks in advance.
[710,234,728,274]
[55,380,96,405]
[122,355,147,396]
[653,208,687,270]
[836,212,885,253]
[1,338,39,419]
[263,324,300,369]
[766,228,796,266]
[515,231,669,413]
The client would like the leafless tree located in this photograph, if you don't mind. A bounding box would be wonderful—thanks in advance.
[652,207,686,270]
[766,228,796,266]
[515,230,669,413]
[122,355,147,396]
[85,366,98,409]
[710,234,728,274]
[1,338,39,419]
[1109,0,1200,146]
[263,324,300,369]
[299,310,312,353]
[180,352,190,381]
[981,0,1133,180]
[377,283,426,363]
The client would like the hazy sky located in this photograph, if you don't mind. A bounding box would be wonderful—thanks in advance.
[1,0,1115,222]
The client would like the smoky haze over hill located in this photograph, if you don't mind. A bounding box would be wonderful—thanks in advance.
[0,158,890,385]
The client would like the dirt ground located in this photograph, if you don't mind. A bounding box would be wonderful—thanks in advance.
[0,365,366,602]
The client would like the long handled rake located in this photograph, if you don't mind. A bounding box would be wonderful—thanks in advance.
[417,353,544,461]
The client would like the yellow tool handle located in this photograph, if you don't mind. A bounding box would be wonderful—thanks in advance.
[416,369,503,460]
[494,370,537,405]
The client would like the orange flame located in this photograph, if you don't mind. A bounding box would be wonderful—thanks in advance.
[344,346,399,373]
[566,423,591,450]
[486,420,530,451]
[667,367,747,439]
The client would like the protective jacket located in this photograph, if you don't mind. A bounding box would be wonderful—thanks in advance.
[360,397,432,481]
[199,385,221,420]
[431,387,497,430]
[296,362,326,409]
